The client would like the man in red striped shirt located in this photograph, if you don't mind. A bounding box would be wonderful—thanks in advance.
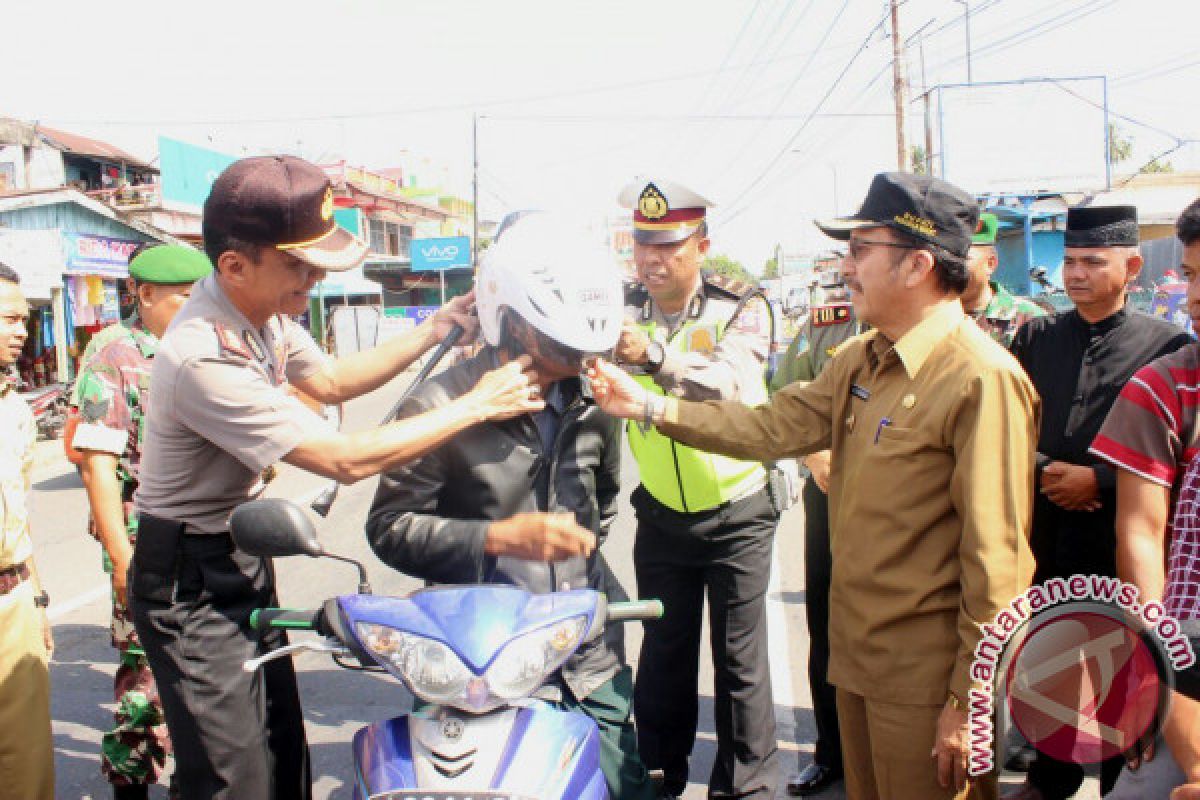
[1091,197,1200,797]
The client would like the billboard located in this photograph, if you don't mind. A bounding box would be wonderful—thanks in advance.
[411,236,471,272]
[935,77,1109,194]
[158,137,237,212]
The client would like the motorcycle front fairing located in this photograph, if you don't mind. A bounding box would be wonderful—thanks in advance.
[338,586,609,800]
[351,703,605,800]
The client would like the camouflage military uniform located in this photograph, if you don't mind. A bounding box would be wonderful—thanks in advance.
[69,315,137,408]
[73,320,173,790]
[968,281,1045,348]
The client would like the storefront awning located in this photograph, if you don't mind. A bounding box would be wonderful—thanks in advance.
[311,265,383,298]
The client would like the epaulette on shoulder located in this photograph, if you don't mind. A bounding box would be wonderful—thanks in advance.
[810,303,853,328]
[703,272,754,300]
[213,321,253,360]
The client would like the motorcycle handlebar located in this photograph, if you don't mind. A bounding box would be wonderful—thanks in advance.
[249,597,663,637]
[607,599,664,623]
[250,608,321,632]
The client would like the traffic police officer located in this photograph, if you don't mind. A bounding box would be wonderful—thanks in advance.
[771,264,862,797]
[614,178,779,800]
[129,155,543,800]
[961,212,1044,348]
[593,172,1040,800]
[74,245,211,799]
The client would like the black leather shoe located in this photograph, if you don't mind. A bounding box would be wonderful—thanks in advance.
[786,763,843,796]
[113,785,149,800]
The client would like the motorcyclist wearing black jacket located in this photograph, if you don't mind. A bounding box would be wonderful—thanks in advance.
[366,212,654,800]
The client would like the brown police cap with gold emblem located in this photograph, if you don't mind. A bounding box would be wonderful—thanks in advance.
[203,155,368,272]
[618,178,714,245]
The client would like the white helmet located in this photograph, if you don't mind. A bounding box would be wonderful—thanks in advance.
[476,212,623,354]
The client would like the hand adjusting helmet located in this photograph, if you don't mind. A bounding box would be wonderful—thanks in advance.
[476,212,624,364]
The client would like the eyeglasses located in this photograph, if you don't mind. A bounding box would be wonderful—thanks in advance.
[846,239,916,262]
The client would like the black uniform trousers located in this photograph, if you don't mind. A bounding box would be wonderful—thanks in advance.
[129,522,311,800]
[1027,499,1124,799]
[631,486,779,800]
[800,479,842,772]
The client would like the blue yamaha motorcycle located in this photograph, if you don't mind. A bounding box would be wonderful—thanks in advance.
[231,499,662,800]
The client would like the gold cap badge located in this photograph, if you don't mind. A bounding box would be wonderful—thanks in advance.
[638,183,669,220]
[320,187,334,221]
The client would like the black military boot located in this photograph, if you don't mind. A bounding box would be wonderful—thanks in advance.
[113,784,149,800]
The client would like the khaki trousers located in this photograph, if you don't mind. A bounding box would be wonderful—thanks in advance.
[0,582,54,800]
[836,688,996,800]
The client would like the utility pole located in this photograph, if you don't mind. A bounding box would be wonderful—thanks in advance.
[919,36,933,176]
[890,0,908,172]
[472,113,479,268]
[955,0,973,84]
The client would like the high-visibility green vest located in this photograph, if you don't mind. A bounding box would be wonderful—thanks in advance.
[627,317,767,513]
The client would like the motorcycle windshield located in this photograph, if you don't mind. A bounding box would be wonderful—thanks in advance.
[338,586,599,673]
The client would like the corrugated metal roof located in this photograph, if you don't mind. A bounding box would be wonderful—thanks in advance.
[0,188,184,244]
[36,125,157,172]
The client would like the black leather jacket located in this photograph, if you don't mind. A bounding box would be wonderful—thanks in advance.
[366,347,625,700]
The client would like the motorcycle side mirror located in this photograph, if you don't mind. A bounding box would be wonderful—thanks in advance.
[231,499,325,558]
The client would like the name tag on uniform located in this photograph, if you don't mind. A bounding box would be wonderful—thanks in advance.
[850,384,870,401]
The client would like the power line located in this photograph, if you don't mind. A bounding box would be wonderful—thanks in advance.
[1116,139,1200,187]
[1115,57,1200,87]
[482,113,896,121]
[713,0,812,115]
[716,10,889,227]
[709,0,854,186]
[41,40,863,128]
[683,0,768,118]
[928,0,1114,76]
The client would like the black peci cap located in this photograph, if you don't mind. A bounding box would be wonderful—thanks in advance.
[815,172,979,259]
[1064,205,1139,248]
[203,155,368,272]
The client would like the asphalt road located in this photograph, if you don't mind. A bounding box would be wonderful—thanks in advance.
[32,371,1076,799]
[30,374,820,800]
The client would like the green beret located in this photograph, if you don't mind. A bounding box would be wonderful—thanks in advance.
[972,212,999,245]
[128,245,212,284]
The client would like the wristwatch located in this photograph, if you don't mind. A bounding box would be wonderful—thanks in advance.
[33,590,49,609]
[644,341,665,374]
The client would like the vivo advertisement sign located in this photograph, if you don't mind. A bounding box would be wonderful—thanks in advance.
[411,236,471,272]
[158,137,237,212]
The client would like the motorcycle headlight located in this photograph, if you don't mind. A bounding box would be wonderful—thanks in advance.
[485,616,589,700]
[355,623,472,705]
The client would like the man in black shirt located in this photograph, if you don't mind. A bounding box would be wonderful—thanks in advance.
[1005,205,1192,800]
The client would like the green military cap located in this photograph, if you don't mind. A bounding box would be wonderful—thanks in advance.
[128,244,212,284]
[972,212,999,245]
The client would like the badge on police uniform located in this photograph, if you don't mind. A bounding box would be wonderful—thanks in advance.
[685,325,718,355]
[812,304,851,328]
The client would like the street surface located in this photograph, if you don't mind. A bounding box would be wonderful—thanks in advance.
[32,369,1087,799]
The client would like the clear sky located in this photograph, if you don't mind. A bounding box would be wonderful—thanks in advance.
[5,0,1199,271]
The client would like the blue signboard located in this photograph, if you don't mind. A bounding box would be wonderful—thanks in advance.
[62,233,141,277]
[411,236,471,272]
[384,306,438,321]
[158,137,237,211]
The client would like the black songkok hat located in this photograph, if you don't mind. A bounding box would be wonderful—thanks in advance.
[1064,205,1139,248]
